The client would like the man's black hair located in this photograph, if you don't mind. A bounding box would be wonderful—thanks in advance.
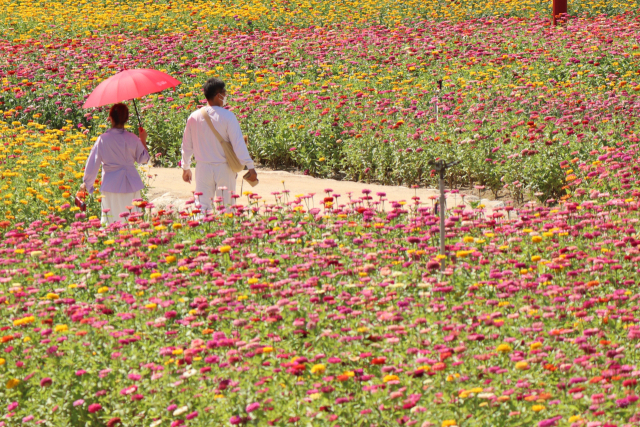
[203,78,226,101]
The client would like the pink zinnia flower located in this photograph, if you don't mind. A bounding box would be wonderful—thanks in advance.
[246,403,260,413]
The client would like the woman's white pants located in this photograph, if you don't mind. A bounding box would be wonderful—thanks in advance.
[101,191,141,225]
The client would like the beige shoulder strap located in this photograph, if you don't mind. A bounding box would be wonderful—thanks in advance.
[200,107,227,144]
[197,107,245,174]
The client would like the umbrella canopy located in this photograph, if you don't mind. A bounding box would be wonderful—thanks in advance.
[82,69,181,109]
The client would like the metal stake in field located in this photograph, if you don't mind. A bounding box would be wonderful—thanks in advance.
[430,159,459,270]
[435,79,442,121]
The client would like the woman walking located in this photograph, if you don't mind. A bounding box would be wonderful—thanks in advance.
[80,103,150,225]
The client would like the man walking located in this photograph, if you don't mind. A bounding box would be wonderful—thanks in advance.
[181,78,257,213]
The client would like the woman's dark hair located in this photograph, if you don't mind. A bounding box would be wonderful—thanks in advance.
[203,78,225,101]
[109,103,129,126]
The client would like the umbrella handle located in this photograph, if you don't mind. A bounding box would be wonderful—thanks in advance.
[132,98,143,130]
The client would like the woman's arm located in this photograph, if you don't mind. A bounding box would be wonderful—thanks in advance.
[138,127,148,151]
[82,138,102,194]
[135,128,151,164]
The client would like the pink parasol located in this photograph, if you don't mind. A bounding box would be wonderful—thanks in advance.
[83,68,181,126]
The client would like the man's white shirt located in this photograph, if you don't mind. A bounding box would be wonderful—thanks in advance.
[181,105,255,170]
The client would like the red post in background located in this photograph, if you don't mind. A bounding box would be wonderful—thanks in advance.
[553,0,567,25]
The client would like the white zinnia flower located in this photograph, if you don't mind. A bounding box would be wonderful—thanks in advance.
[173,406,189,416]
[182,369,197,378]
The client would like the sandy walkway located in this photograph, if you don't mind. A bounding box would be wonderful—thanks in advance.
[143,166,503,212]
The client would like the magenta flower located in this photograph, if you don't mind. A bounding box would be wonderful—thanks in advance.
[538,417,562,427]
[246,403,260,413]
[120,385,138,395]
[87,403,102,413]
[616,398,630,408]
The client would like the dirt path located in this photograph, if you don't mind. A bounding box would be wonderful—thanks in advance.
[143,166,504,212]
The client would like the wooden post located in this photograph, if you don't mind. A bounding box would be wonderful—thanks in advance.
[553,0,567,25]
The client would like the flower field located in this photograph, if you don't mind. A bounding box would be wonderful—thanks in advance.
[0,140,639,427]
[3,0,640,426]
[3,2,640,212]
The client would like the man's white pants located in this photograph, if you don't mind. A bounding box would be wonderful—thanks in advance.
[194,162,237,214]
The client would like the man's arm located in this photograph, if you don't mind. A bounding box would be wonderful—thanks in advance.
[181,116,194,170]
[227,115,257,181]
[181,116,194,183]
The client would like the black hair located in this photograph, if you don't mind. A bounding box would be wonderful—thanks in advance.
[203,78,226,101]
[109,103,129,126]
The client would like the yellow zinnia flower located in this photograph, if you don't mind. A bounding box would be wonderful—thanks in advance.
[310,364,326,375]
[496,343,512,353]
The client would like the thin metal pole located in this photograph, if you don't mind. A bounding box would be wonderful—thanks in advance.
[435,80,442,122]
[132,98,143,129]
[439,162,446,270]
